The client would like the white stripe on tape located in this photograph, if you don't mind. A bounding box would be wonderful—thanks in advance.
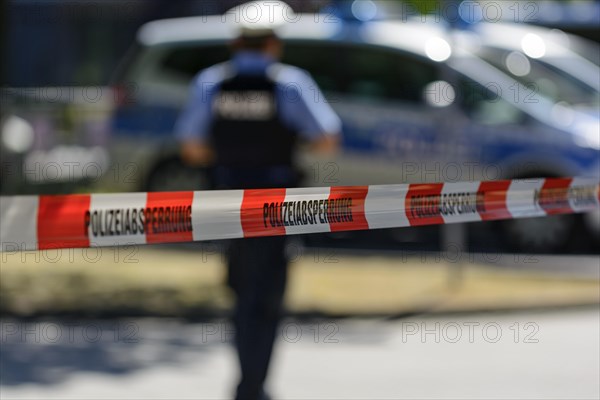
[569,177,600,213]
[88,193,147,246]
[364,184,410,229]
[0,196,39,251]
[283,187,331,235]
[440,181,482,224]
[506,179,546,218]
[192,190,244,241]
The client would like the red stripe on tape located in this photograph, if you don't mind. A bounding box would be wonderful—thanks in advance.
[405,183,444,226]
[538,178,573,215]
[241,189,286,238]
[328,186,369,232]
[145,192,194,244]
[478,180,511,221]
[37,194,91,250]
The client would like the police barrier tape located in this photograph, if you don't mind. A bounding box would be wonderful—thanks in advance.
[0,177,598,251]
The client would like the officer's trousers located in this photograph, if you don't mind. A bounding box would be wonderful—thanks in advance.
[226,235,288,400]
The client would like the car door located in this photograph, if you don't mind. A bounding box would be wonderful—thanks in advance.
[283,41,459,185]
[450,67,574,181]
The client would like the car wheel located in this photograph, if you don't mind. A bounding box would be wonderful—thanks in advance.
[499,213,580,253]
[496,172,589,253]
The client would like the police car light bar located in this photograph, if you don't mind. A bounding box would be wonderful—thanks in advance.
[0,177,598,251]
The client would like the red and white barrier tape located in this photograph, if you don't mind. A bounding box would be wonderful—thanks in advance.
[1,177,598,251]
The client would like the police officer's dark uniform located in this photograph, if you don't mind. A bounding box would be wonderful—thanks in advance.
[175,4,341,399]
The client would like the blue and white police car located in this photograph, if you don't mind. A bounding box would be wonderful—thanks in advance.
[108,4,600,251]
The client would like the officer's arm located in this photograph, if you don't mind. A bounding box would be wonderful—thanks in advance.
[174,69,219,167]
[309,133,341,155]
[180,140,215,167]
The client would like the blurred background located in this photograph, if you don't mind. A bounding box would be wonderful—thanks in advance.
[1,1,599,399]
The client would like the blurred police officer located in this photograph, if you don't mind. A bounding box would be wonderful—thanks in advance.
[175,2,341,399]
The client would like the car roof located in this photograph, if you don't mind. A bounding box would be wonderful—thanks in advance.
[465,21,580,58]
[137,14,452,60]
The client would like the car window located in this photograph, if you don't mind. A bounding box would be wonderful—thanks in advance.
[283,41,441,104]
[281,42,341,94]
[475,47,599,107]
[345,45,440,103]
[161,44,230,80]
[141,40,442,106]
[458,77,525,125]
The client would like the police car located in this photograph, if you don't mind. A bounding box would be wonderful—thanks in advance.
[109,8,600,251]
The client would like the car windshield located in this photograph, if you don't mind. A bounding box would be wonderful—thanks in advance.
[473,46,600,109]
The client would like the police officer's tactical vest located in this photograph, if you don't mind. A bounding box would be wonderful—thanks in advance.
[210,69,298,189]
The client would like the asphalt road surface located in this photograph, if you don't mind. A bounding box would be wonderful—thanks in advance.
[1,308,599,399]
